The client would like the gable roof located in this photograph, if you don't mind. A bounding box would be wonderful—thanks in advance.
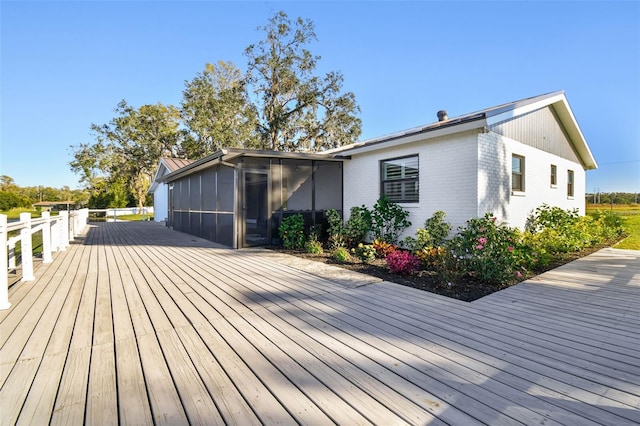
[149,157,194,193]
[331,91,597,170]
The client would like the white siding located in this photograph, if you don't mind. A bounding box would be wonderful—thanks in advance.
[152,183,168,223]
[343,130,479,240]
[492,133,586,229]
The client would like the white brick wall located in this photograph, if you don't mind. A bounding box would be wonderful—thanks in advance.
[343,130,479,239]
[343,128,587,242]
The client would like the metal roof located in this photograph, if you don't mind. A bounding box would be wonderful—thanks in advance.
[159,148,342,183]
[329,91,597,170]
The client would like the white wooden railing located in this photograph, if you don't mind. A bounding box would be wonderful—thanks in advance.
[0,208,89,310]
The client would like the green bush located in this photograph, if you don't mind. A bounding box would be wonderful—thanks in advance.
[305,225,323,254]
[589,210,627,241]
[449,213,526,285]
[326,209,346,249]
[404,210,451,251]
[333,246,351,263]
[279,214,306,250]
[345,205,372,247]
[370,195,411,245]
[352,243,376,263]
[524,204,624,254]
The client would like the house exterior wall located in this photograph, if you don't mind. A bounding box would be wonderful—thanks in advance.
[152,183,169,222]
[477,131,510,221]
[343,125,587,242]
[490,132,586,229]
[343,130,479,240]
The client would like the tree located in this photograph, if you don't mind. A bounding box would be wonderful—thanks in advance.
[181,61,260,158]
[245,11,362,151]
[0,175,16,191]
[70,100,182,211]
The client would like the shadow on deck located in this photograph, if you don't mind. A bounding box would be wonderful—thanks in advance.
[1,221,639,425]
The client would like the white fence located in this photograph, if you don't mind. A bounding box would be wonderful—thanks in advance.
[89,207,154,219]
[1,208,89,310]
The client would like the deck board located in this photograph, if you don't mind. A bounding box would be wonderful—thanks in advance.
[1,222,639,425]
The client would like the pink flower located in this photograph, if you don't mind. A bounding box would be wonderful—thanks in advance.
[492,217,497,222]
[515,271,522,278]
[477,237,487,245]
[476,244,484,250]
[508,246,514,252]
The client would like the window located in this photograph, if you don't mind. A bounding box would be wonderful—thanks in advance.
[512,155,525,192]
[380,155,419,203]
[567,170,574,197]
[550,164,557,186]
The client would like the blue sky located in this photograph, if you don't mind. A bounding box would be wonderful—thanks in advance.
[2,1,639,193]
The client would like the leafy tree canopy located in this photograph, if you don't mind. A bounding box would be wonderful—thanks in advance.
[70,10,362,206]
[70,100,181,210]
[181,60,260,158]
[245,11,362,151]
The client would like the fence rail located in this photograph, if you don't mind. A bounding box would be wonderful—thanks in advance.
[1,208,88,310]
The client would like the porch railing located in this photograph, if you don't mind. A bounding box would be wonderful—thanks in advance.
[0,208,89,310]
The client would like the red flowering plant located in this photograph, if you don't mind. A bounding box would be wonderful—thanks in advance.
[448,213,528,285]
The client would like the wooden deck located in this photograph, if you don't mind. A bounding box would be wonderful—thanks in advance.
[1,222,639,425]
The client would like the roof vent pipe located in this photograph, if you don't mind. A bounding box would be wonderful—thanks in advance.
[437,110,448,122]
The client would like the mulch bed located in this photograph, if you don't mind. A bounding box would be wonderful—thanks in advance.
[268,244,610,302]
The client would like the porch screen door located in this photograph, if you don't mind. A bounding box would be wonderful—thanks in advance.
[243,170,269,246]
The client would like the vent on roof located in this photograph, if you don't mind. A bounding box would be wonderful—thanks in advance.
[437,110,448,122]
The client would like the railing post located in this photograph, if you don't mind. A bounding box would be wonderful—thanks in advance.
[50,216,59,252]
[0,214,10,310]
[69,212,75,239]
[8,240,16,270]
[42,212,53,263]
[19,212,35,282]
[59,211,69,250]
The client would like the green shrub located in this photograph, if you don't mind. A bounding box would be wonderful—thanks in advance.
[305,224,323,254]
[326,209,347,249]
[524,204,621,254]
[449,213,526,285]
[370,196,411,245]
[345,205,372,246]
[352,243,376,263]
[305,240,323,254]
[404,210,451,251]
[333,246,351,263]
[279,214,306,250]
[589,210,627,241]
[416,246,463,284]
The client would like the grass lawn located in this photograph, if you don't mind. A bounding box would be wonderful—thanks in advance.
[587,204,640,250]
[117,214,154,221]
[0,209,58,221]
[613,214,640,250]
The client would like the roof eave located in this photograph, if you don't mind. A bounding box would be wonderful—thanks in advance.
[551,99,598,170]
[340,117,487,156]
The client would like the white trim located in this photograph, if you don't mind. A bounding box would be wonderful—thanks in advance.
[486,93,566,127]
[344,120,485,156]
